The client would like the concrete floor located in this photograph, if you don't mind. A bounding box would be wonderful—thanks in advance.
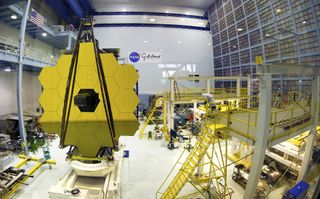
[9,123,314,199]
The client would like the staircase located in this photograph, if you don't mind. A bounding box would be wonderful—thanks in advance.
[139,98,162,138]
[160,123,226,199]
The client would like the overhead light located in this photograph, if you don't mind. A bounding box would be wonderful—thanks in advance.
[144,40,148,43]
[177,41,182,44]
[51,55,54,59]
[276,9,281,13]
[185,12,190,15]
[237,28,243,31]
[265,33,270,37]
[232,45,237,48]
[150,18,156,22]
[165,10,170,13]
[302,21,306,24]
[11,14,17,20]
[42,32,47,37]
[122,8,127,12]
[208,43,211,46]
[4,66,11,72]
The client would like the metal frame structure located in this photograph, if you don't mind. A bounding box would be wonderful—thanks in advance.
[156,64,320,199]
[1,155,56,199]
[243,63,320,199]
[166,76,250,132]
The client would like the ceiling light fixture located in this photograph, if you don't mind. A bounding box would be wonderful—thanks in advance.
[144,40,148,43]
[4,66,11,72]
[276,9,281,13]
[208,43,211,46]
[122,8,127,12]
[165,10,170,13]
[237,28,243,31]
[185,12,190,15]
[265,33,270,37]
[11,14,17,20]
[232,45,237,48]
[150,18,156,22]
[302,21,306,24]
[42,32,47,37]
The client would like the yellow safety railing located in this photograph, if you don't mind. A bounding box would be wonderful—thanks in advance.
[269,102,312,142]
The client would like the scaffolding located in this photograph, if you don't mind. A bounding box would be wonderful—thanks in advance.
[157,63,320,199]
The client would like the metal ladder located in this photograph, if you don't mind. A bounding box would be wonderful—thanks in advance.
[139,97,162,138]
[160,123,226,199]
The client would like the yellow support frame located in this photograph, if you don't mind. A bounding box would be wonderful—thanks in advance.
[2,155,56,199]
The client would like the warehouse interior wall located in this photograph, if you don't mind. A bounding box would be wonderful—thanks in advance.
[0,70,41,115]
[94,27,214,94]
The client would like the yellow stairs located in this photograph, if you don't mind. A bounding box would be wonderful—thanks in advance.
[139,97,162,138]
[160,123,226,199]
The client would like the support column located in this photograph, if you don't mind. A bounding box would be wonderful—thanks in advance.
[243,73,272,199]
[236,77,241,97]
[17,0,31,154]
[297,76,319,182]
[169,78,175,131]
[247,75,251,109]
[206,79,211,94]
[193,101,197,123]
[67,34,72,50]
[170,103,175,131]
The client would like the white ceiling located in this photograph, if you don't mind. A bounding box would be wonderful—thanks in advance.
[92,0,215,10]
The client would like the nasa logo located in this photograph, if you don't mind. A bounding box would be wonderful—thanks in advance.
[129,52,140,63]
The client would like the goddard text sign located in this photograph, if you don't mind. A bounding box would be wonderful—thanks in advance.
[129,51,161,63]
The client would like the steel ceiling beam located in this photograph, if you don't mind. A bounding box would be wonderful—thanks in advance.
[0,0,25,8]
[65,0,84,18]
[78,0,93,14]
[45,0,73,24]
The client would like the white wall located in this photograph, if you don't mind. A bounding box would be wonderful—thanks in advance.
[94,27,213,94]
[0,70,41,115]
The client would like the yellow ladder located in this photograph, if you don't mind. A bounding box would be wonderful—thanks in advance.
[139,97,162,138]
[160,123,226,199]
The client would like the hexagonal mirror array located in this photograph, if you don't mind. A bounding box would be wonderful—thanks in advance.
[39,42,139,157]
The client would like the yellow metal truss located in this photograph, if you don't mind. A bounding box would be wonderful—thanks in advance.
[138,97,163,139]
[157,116,229,199]
[2,155,56,199]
